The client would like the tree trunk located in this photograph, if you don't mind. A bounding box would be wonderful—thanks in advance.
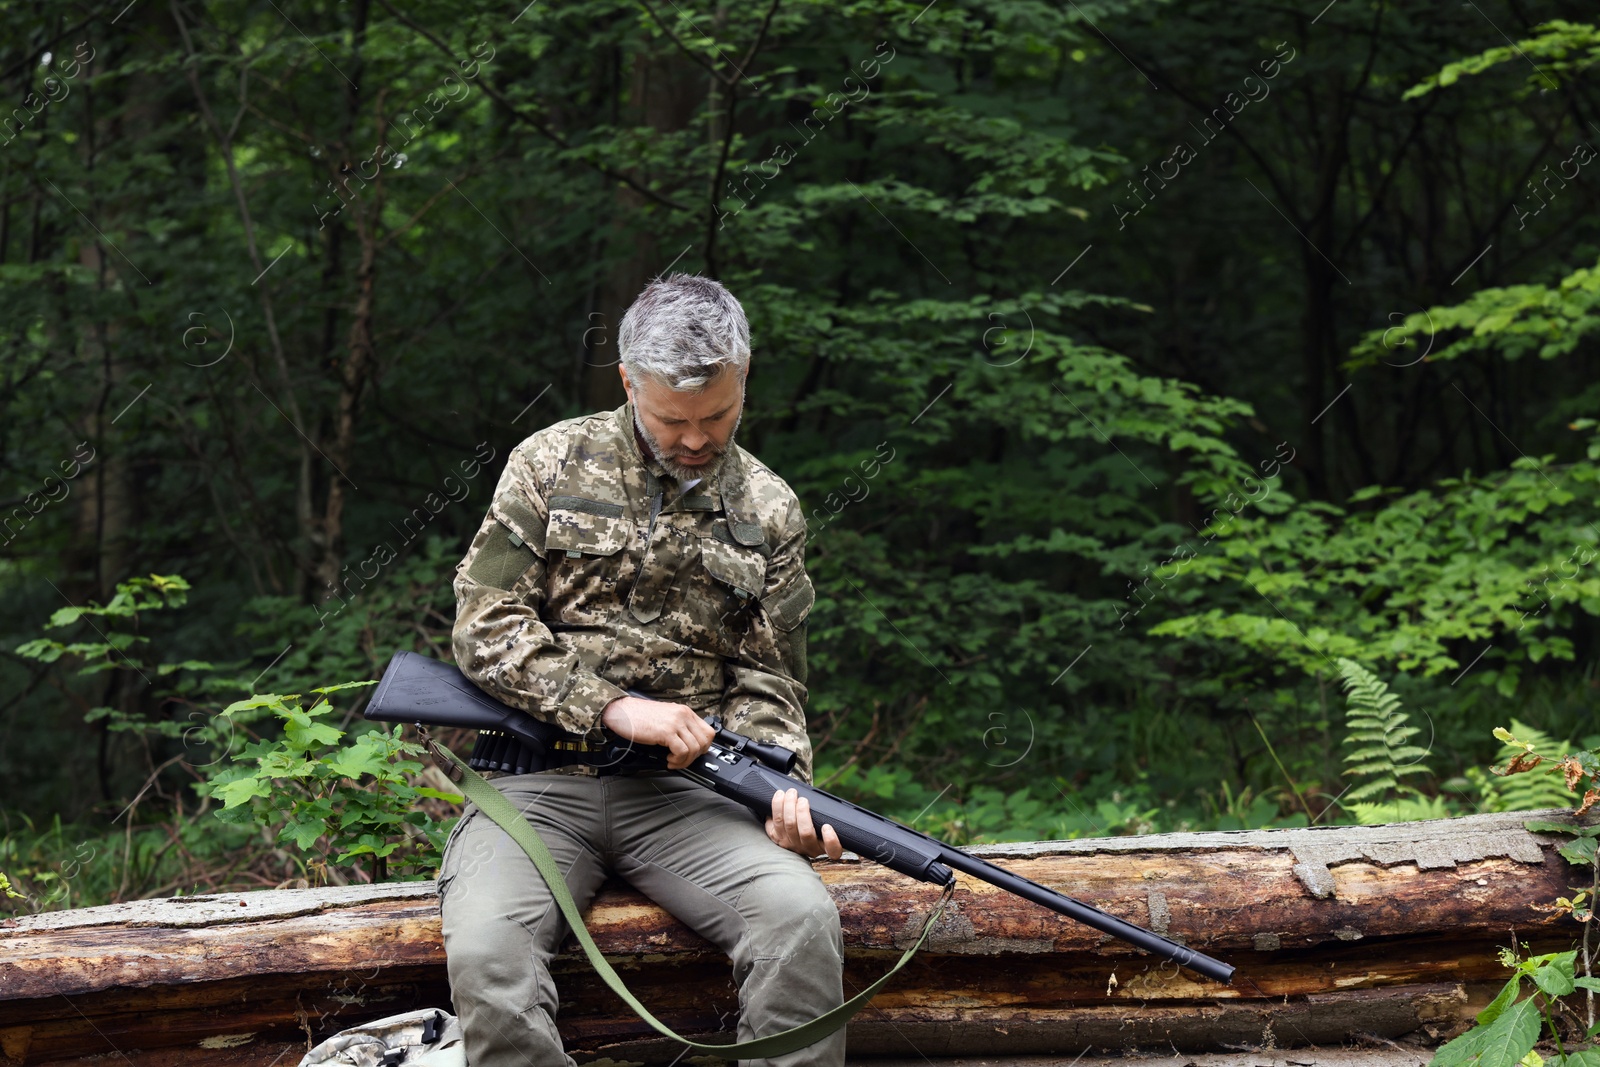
[583,47,703,412]
[2,810,1590,1065]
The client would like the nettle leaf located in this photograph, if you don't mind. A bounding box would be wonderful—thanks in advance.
[1431,998,1539,1067]
[1525,819,1582,835]
[212,804,259,827]
[1531,953,1576,996]
[1476,975,1523,1026]
[1557,836,1598,866]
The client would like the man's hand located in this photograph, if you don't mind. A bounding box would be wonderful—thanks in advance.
[600,696,715,770]
[766,787,844,861]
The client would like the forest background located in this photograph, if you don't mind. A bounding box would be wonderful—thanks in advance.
[2,0,1599,907]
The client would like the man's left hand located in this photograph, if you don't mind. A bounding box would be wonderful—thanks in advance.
[765,787,844,861]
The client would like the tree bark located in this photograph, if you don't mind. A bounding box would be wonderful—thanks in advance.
[2,810,1591,1065]
[583,47,703,412]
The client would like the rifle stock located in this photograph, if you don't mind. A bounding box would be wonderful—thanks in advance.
[366,651,1235,984]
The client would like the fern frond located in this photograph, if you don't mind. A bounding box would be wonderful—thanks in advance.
[1336,657,1436,808]
[1479,719,1578,813]
[1344,780,1398,803]
[1346,795,1451,826]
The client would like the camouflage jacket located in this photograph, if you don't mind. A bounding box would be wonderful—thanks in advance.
[451,401,818,781]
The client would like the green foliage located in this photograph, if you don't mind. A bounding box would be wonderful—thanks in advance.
[1345,794,1454,827]
[1149,456,1600,688]
[1431,722,1600,1067]
[1474,722,1582,814]
[10,572,252,808]
[232,535,461,696]
[6,0,1600,889]
[1525,818,1600,882]
[0,810,263,916]
[15,573,204,674]
[1349,256,1600,368]
[199,683,460,883]
[1337,658,1431,804]
[1405,21,1600,98]
[1429,948,1599,1067]
[3,571,463,909]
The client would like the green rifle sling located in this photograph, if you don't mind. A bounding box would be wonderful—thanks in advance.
[434,741,952,1059]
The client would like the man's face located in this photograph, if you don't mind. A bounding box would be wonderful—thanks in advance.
[622,365,745,483]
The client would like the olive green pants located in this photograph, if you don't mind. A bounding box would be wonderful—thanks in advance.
[437,770,846,1067]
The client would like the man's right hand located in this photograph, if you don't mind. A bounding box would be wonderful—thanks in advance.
[600,696,716,770]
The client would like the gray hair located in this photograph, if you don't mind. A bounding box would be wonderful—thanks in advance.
[617,273,750,391]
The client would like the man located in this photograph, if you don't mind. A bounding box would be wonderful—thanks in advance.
[438,274,846,1067]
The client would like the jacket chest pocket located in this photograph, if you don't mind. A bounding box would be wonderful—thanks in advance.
[697,536,770,651]
[544,501,636,612]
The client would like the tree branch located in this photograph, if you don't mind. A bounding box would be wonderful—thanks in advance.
[373,0,692,215]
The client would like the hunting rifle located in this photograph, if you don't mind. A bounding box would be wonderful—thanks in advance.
[366,650,1235,984]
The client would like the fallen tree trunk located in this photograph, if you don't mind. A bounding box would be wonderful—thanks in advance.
[2,810,1592,1065]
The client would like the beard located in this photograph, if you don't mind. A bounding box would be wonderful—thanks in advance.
[633,405,743,485]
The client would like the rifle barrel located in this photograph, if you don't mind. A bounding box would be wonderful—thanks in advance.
[937,849,1235,984]
[684,743,1234,984]
[365,652,1236,984]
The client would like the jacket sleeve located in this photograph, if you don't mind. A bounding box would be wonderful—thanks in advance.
[717,500,818,783]
[452,443,627,743]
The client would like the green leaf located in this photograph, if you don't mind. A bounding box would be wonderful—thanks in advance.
[1557,837,1598,865]
[213,776,274,809]
[156,659,215,675]
[325,746,392,780]
[310,679,379,695]
[1431,998,1540,1067]
[284,717,344,750]
[14,638,64,662]
[1477,975,1523,1026]
[1525,820,1582,835]
[1532,953,1576,996]
[223,694,294,715]
[283,816,327,851]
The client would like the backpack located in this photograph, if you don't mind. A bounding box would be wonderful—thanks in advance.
[298,1008,465,1067]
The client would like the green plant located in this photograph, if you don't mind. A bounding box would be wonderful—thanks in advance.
[1500,726,1600,1043]
[200,682,461,884]
[1336,658,1436,823]
[1470,723,1583,813]
[1429,722,1600,1064]
[1524,821,1600,885]
[1430,947,1600,1066]
[1528,816,1600,1043]
[12,572,246,778]
[15,573,199,669]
